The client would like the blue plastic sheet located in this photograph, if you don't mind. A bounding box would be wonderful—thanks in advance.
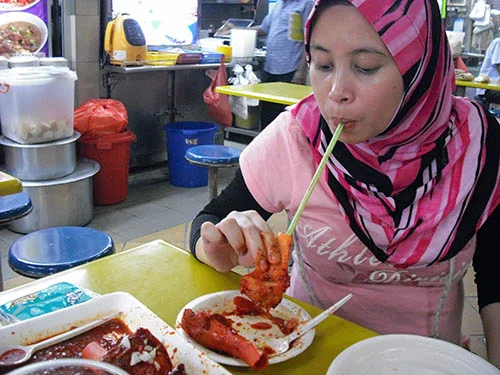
[0,282,96,325]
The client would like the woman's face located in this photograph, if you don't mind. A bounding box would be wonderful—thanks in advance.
[309,5,404,144]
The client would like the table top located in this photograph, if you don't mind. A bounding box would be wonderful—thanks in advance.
[455,79,500,91]
[0,240,376,375]
[216,82,313,105]
[217,80,500,103]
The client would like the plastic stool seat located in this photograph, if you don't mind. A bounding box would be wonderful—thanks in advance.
[185,145,241,166]
[8,226,115,278]
[0,192,32,224]
[185,145,242,200]
[489,108,500,117]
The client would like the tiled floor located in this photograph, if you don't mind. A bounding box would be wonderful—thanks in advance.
[0,140,488,363]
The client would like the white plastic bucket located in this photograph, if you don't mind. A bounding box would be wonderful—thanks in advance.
[231,29,256,63]
[0,66,77,144]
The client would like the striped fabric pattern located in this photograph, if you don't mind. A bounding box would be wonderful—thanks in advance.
[293,0,500,268]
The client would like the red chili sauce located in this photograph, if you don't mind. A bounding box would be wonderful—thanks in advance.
[0,319,130,375]
[250,322,273,330]
[231,295,299,335]
[30,319,131,362]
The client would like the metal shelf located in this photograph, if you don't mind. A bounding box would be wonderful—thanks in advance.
[224,126,259,137]
[102,63,227,74]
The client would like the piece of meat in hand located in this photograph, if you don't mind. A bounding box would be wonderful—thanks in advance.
[240,232,292,312]
[103,327,174,375]
[181,308,268,370]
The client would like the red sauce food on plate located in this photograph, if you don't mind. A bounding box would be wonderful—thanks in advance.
[1,318,186,375]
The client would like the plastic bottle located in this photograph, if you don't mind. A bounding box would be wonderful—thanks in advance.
[217,41,232,63]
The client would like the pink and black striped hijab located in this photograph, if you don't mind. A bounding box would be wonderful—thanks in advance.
[292,0,500,268]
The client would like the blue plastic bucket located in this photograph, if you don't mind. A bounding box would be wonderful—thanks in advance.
[163,122,217,187]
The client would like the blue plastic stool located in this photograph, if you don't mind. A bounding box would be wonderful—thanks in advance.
[185,145,242,200]
[489,108,500,117]
[8,226,115,279]
[0,192,32,225]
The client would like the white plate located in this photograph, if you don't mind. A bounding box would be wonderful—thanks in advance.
[327,334,499,375]
[0,0,40,11]
[0,291,232,375]
[175,290,314,367]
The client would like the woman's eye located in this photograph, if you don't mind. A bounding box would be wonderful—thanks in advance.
[313,62,333,72]
[355,65,379,75]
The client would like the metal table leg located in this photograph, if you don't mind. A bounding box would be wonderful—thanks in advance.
[208,166,219,201]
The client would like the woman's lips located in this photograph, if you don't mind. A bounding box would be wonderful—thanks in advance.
[341,121,356,129]
[332,119,356,129]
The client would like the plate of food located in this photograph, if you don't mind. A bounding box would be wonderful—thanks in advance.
[175,290,314,370]
[0,12,48,57]
[0,0,40,11]
[0,291,232,375]
[326,334,499,375]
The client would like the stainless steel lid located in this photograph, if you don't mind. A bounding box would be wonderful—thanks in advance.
[19,158,100,187]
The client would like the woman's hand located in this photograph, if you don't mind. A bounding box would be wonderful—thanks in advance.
[195,210,275,272]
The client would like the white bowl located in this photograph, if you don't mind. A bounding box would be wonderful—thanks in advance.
[0,0,40,12]
[0,12,48,56]
[326,334,499,375]
[5,358,129,375]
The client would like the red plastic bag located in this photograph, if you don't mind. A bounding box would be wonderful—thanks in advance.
[74,99,128,137]
[203,59,232,127]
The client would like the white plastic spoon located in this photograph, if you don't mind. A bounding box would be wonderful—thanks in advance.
[266,293,353,357]
[0,311,120,366]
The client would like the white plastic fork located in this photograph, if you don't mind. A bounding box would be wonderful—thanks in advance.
[265,293,353,357]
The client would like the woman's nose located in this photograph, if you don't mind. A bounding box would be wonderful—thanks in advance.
[328,75,353,104]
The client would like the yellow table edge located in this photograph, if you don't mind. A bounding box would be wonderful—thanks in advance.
[455,79,500,90]
[216,82,313,105]
[0,171,22,196]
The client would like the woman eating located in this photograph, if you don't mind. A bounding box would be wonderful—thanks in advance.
[189,0,500,368]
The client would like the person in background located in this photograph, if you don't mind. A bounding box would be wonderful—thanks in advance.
[476,37,500,107]
[189,0,500,368]
[252,0,315,128]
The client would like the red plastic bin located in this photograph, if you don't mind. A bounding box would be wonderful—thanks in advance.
[77,130,136,205]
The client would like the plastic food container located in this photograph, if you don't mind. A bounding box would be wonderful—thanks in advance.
[39,57,69,67]
[0,56,9,70]
[200,52,224,64]
[143,51,178,66]
[0,66,78,144]
[216,45,232,62]
[176,52,202,64]
[8,56,40,68]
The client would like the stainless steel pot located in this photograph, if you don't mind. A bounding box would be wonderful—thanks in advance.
[0,132,80,180]
[8,158,100,234]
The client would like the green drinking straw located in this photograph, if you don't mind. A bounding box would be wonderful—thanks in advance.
[286,123,344,236]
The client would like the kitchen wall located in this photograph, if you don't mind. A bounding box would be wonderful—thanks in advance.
[62,0,102,106]
[200,2,256,31]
